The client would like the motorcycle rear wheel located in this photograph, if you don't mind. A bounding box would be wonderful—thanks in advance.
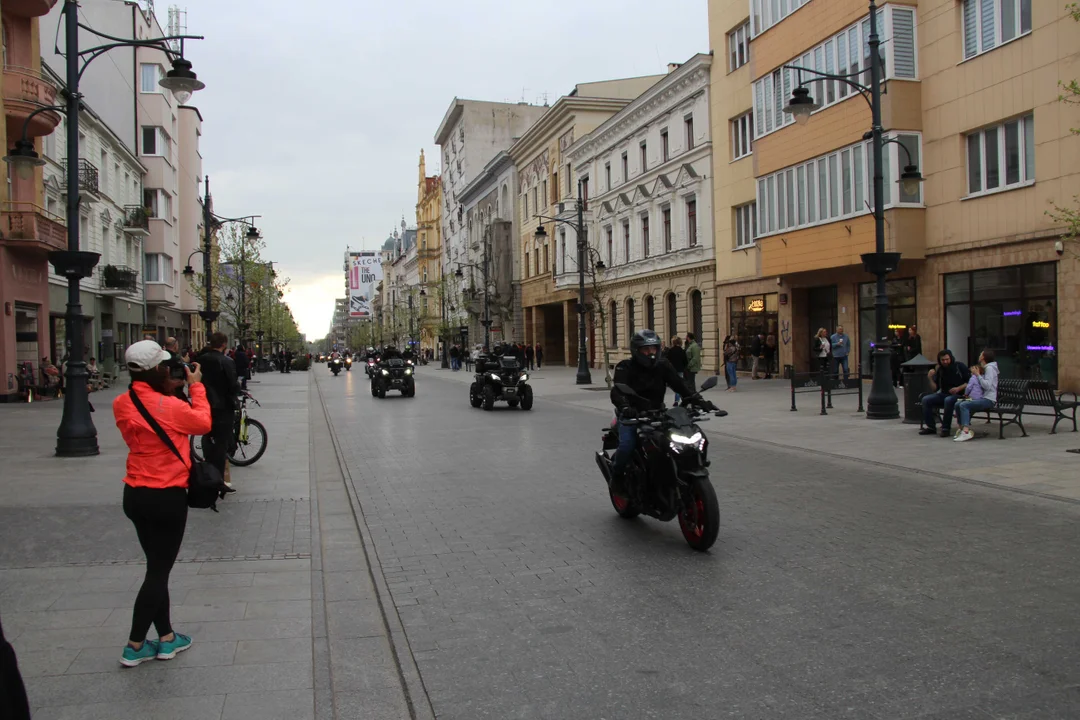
[609,487,639,519]
[678,478,720,552]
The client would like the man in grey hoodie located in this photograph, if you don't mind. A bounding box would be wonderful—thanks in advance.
[954,348,999,442]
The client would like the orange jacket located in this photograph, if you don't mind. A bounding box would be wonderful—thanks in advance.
[113,382,212,489]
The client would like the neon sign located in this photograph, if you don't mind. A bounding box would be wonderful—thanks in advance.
[1026,345,1054,351]
[1032,321,1050,329]
[748,299,765,312]
[1003,310,1022,317]
[888,324,907,330]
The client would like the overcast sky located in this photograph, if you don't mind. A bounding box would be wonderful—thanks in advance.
[173,0,709,338]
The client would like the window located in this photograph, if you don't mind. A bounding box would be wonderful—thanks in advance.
[966,114,1034,196]
[139,63,163,93]
[144,253,172,284]
[732,112,754,160]
[752,6,914,140]
[661,130,669,162]
[963,0,1031,59]
[640,142,647,173]
[606,226,614,266]
[551,172,558,204]
[542,180,548,208]
[143,189,172,220]
[666,293,678,337]
[662,207,672,252]
[558,230,566,274]
[728,21,750,71]
[755,132,922,239]
[141,126,159,155]
[641,214,650,258]
[581,177,589,209]
[626,299,636,344]
[543,244,549,274]
[690,290,703,342]
[751,0,810,35]
[735,203,757,248]
[622,220,630,263]
[686,199,698,247]
[685,116,695,150]
[523,192,528,220]
[566,164,572,196]
[621,152,628,182]
[605,162,611,190]
[646,296,655,331]
[610,301,618,347]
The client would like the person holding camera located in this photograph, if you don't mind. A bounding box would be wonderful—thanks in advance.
[113,340,210,667]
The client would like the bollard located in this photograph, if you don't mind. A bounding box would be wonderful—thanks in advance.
[819,368,828,415]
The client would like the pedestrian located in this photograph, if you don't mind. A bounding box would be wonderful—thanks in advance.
[112,340,210,667]
[234,345,249,389]
[830,324,851,380]
[955,349,998,443]
[918,349,971,437]
[764,334,776,379]
[196,333,241,492]
[449,344,460,371]
[525,343,535,370]
[684,332,702,393]
[666,337,688,403]
[749,334,763,379]
[891,328,905,387]
[285,349,293,373]
[904,325,922,361]
[723,335,739,391]
[535,344,544,369]
[164,336,179,355]
[813,328,831,373]
[0,613,31,720]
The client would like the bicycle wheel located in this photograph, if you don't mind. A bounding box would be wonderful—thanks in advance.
[189,433,206,462]
[228,417,267,467]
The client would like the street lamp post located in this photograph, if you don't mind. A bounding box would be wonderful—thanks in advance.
[533,180,591,385]
[781,0,923,420]
[183,208,260,347]
[440,280,449,368]
[3,1,204,456]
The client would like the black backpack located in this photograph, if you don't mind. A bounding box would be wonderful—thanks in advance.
[128,388,229,511]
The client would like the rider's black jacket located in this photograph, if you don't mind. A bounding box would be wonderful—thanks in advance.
[611,358,695,413]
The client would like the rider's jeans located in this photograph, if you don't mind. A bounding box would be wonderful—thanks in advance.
[610,422,637,478]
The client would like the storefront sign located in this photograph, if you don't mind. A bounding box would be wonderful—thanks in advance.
[1003,310,1022,317]
[888,324,907,330]
[747,299,765,312]
[1032,321,1050,329]
[1027,345,1054,352]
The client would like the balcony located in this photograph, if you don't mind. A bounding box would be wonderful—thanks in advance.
[145,283,176,307]
[0,201,67,255]
[122,205,151,236]
[100,265,139,295]
[3,0,59,18]
[63,159,100,200]
[2,66,61,137]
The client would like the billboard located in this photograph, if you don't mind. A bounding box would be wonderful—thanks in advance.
[348,252,381,318]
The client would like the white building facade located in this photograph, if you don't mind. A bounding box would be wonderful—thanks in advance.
[566,55,716,367]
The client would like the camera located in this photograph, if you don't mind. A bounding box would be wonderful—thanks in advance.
[166,357,191,380]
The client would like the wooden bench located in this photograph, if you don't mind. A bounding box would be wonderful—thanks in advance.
[1022,380,1079,434]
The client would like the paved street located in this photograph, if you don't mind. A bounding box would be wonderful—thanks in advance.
[1,364,1079,719]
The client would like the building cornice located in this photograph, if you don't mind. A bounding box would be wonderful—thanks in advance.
[508,96,631,165]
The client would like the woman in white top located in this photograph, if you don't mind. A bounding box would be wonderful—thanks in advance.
[812,328,831,373]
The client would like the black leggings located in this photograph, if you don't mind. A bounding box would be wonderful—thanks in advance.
[123,485,188,643]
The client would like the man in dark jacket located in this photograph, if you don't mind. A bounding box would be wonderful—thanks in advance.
[750,334,764,379]
[197,332,241,489]
[919,349,971,437]
[234,345,249,389]
[524,343,534,370]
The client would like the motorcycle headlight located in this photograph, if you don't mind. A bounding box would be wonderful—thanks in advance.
[381,369,390,376]
[669,431,705,452]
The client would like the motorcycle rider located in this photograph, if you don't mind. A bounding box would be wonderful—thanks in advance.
[609,329,714,494]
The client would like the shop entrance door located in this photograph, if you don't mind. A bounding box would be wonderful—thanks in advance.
[807,285,837,370]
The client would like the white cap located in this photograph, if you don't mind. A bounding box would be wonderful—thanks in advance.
[125,340,172,371]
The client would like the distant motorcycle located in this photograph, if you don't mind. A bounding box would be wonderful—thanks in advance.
[329,357,343,376]
[344,356,353,372]
[595,375,727,552]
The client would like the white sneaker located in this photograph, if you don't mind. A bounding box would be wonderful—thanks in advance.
[954,429,975,442]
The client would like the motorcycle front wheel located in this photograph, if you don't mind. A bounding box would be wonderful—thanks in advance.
[677,477,720,552]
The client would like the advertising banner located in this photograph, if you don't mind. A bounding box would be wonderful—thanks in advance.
[348,252,381,318]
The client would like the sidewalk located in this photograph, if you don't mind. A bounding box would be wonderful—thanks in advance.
[422,363,1080,503]
[0,370,419,720]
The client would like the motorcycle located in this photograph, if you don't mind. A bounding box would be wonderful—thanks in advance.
[595,375,727,552]
[365,358,377,377]
[329,357,343,376]
[344,356,353,372]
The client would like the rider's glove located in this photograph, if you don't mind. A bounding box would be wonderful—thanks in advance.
[617,406,636,422]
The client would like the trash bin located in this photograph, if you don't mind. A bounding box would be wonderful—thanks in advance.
[900,353,935,425]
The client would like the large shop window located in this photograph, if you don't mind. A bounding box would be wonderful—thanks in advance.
[858,278,917,377]
[728,293,779,372]
[944,263,1057,385]
[752,5,916,141]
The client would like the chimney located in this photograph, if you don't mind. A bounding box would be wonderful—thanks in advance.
[667,63,682,73]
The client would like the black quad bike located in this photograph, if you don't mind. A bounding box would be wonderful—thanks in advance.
[469,355,533,411]
[371,357,415,398]
[595,375,727,552]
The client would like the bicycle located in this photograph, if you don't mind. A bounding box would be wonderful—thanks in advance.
[190,393,268,467]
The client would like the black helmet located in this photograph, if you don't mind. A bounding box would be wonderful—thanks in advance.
[630,329,662,369]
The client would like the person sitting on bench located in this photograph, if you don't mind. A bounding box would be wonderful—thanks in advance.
[919,349,970,437]
[954,349,999,443]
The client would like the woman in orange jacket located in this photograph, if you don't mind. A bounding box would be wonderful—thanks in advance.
[113,340,211,667]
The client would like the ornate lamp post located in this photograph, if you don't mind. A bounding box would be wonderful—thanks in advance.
[4,1,204,456]
[781,0,923,420]
[534,180,591,385]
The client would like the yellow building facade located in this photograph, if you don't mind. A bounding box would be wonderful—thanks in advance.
[709,0,1080,389]
[416,150,442,355]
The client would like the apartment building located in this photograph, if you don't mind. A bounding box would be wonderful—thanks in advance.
[415,150,442,354]
[710,0,1079,389]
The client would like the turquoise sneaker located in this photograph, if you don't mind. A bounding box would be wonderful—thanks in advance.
[156,633,192,660]
[119,640,160,667]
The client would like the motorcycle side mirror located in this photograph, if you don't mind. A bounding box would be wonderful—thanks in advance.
[614,383,641,398]
[700,376,719,392]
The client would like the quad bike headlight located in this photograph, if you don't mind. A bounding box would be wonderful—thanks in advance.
[405,368,413,375]
[488,373,500,382]
[519,373,529,382]
[381,369,390,376]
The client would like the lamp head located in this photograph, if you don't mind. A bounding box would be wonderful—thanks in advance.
[158,57,205,105]
[900,164,925,197]
[784,86,819,126]
[454,267,463,278]
[3,139,46,181]
[182,265,195,278]
[533,223,548,241]
[595,260,606,271]
[246,225,260,242]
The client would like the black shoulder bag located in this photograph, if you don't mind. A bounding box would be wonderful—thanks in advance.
[128,387,227,511]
